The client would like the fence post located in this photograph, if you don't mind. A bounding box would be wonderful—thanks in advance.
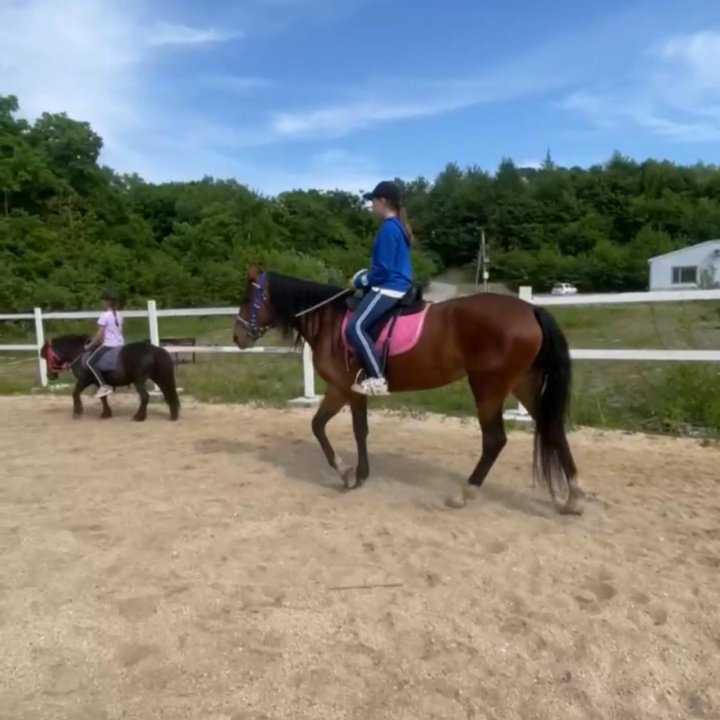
[147,300,161,394]
[302,341,315,399]
[503,287,533,422]
[34,307,48,388]
[147,300,160,346]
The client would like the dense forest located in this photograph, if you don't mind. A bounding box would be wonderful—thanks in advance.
[3,93,720,311]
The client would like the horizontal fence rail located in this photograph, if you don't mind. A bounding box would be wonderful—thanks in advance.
[0,301,315,402]
[1,287,720,415]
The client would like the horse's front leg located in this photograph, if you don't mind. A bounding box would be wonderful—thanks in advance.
[349,396,369,488]
[100,396,112,419]
[72,380,89,418]
[311,384,352,487]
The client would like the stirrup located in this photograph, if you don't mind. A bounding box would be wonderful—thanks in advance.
[353,377,389,396]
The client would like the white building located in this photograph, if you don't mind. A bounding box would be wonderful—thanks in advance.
[648,240,720,290]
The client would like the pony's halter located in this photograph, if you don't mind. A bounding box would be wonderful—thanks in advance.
[45,344,70,372]
[236,272,271,341]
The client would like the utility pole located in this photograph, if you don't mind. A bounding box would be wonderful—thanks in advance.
[475,227,489,291]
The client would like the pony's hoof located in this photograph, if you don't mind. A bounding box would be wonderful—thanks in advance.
[100,412,112,420]
[560,497,584,516]
[444,486,477,509]
[132,415,147,423]
[342,467,357,489]
[72,413,82,420]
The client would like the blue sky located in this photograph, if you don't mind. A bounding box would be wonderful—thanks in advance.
[1,0,719,195]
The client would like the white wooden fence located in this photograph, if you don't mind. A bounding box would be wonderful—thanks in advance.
[0,301,316,402]
[1,288,720,415]
[504,286,720,421]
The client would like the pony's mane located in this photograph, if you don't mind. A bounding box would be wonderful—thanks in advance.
[51,333,91,356]
[265,272,346,342]
[54,333,91,345]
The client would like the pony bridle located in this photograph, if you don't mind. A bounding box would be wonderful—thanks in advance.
[236,272,272,341]
[45,344,70,372]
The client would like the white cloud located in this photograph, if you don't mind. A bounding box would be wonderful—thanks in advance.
[562,29,720,143]
[0,0,251,173]
[146,22,243,47]
[269,73,569,140]
[0,0,143,149]
[253,148,380,195]
[661,30,720,90]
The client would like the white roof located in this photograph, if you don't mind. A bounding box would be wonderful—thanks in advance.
[647,239,720,264]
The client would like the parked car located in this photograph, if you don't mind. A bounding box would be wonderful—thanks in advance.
[551,282,578,296]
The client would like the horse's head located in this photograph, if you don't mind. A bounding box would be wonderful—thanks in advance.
[233,266,273,348]
[42,334,89,379]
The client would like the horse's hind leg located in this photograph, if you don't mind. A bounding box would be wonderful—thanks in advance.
[132,380,150,422]
[150,368,180,421]
[513,372,582,512]
[447,374,508,508]
[311,385,352,488]
[512,373,540,487]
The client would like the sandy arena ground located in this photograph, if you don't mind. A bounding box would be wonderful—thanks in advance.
[0,394,719,720]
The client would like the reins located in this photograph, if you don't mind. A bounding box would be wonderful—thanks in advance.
[294,288,352,318]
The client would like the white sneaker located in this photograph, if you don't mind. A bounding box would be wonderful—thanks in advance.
[352,377,389,396]
[95,384,113,399]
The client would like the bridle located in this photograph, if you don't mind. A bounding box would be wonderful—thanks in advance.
[235,272,353,341]
[44,341,86,373]
[45,343,70,372]
[236,272,272,341]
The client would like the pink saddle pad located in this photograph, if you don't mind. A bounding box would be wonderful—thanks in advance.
[342,305,429,357]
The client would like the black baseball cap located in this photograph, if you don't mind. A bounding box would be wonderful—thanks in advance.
[363,180,401,203]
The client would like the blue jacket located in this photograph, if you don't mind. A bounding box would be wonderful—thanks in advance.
[354,217,413,294]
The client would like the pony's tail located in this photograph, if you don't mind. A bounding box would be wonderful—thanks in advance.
[531,306,574,499]
[151,346,180,421]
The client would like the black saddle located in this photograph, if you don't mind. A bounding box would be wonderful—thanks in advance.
[346,284,426,315]
[346,284,427,345]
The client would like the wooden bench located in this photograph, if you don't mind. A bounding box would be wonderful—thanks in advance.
[160,337,196,365]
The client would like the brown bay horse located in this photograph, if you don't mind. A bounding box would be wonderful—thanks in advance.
[233,268,583,514]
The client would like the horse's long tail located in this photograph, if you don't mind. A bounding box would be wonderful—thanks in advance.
[531,306,573,497]
[152,346,180,421]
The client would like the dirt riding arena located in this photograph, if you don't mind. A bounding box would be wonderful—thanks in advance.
[1,395,719,720]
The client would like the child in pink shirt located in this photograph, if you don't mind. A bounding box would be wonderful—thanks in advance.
[85,289,125,399]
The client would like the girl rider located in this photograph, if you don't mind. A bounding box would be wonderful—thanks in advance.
[347,180,414,396]
[85,289,125,399]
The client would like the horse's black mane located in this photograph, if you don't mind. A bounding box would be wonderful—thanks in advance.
[52,333,91,353]
[54,333,91,343]
[264,272,347,342]
[40,333,90,362]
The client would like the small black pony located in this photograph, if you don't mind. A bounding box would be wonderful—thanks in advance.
[41,334,180,421]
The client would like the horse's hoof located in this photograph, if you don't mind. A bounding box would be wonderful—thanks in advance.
[72,413,82,420]
[342,467,356,489]
[132,415,146,423]
[444,486,477,510]
[101,413,112,420]
[559,497,584,516]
